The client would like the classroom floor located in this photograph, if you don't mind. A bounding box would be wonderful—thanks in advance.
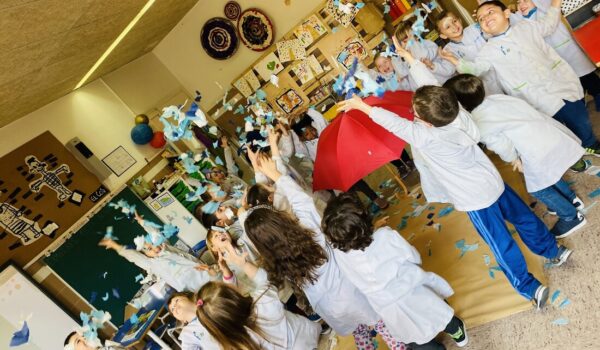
[325,100,600,350]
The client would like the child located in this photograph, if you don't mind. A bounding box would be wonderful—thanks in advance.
[516,0,600,110]
[370,52,413,91]
[167,291,221,350]
[64,332,125,350]
[98,238,218,293]
[245,158,406,349]
[435,11,504,95]
[322,192,467,348]
[291,111,390,209]
[203,136,247,199]
[440,0,600,155]
[444,74,587,237]
[195,245,321,350]
[393,21,456,85]
[337,55,572,308]
[195,202,244,237]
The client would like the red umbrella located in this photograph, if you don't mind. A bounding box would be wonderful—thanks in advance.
[313,90,415,192]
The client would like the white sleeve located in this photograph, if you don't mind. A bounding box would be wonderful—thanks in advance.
[409,60,442,87]
[528,7,561,37]
[391,57,410,78]
[481,132,519,163]
[275,175,322,233]
[117,248,152,272]
[278,133,295,160]
[368,107,431,148]
[252,268,285,323]
[423,40,456,78]
[533,0,552,11]
[383,228,421,265]
[254,171,269,184]
[306,108,328,134]
[223,147,238,176]
[457,57,492,76]
[273,156,289,176]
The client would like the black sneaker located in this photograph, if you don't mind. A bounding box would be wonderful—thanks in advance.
[532,285,549,310]
[546,245,573,268]
[584,142,600,157]
[550,212,587,238]
[320,323,332,335]
[570,158,590,172]
[546,196,584,216]
[447,317,468,347]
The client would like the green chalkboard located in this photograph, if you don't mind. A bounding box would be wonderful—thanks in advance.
[44,187,162,325]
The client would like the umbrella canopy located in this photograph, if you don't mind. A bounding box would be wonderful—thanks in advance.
[312,90,414,192]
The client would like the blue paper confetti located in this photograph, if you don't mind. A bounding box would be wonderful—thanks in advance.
[103,226,117,241]
[130,314,139,325]
[559,298,571,309]
[488,266,502,278]
[234,105,245,114]
[162,223,179,238]
[551,290,561,304]
[383,4,390,13]
[184,216,193,224]
[135,274,144,282]
[202,201,220,214]
[101,292,109,302]
[551,318,569,326]
[437,206,454,218]
[215,156,224,166]
[90,291,98,303]
[483,254,491,266]
[455,239,479,258]
[255,89,267,101]
[112,288,120,299]
[356,2,365,9]
[10,321,30,347]
[108,200,136,218]
[588,188,600,198]
[396,217,408,231]
[186,185,207,202]
[332,26,340,33]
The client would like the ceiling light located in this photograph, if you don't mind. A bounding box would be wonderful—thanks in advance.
[74,0,156,90]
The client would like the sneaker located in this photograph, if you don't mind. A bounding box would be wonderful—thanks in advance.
[447,317,468,347]
[546,245,573,268]
[320,323,332,335]
[532,285,549,310]
[374,197,389,209]
[584,142,600,157]
[550,212,587,238]
[570,158,590,172]
[547,196,585,216]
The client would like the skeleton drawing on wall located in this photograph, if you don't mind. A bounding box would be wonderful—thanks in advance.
[0,203,56,245]
[25,155,72,201]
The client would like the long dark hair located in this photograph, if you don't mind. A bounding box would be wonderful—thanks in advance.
[246,184,272,207]
[196,282,262,350]
[244,207,328,288]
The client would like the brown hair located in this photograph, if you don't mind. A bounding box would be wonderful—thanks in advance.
[443,74,486,112]
[322,193,374,252]
[434,11,459,32]
[244,208,328,288]
[413,86,460,127]
[196,282,262,350]
[206,229,239,259]
[394,20,413,42]
[246,184,273,208]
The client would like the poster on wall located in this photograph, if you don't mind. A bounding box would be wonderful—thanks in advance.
[291,61,315,85]
[276,39,307,62]
[102,146,137,177]
[243,70,261,90]
[337,37,369,69]
[0,131,106,266]
[276,89,304,114]
[233,77,253,98]
[325,0,359,27]
[293,14,328,48]
[254,52,284,81]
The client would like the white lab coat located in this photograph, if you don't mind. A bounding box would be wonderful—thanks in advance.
[443,24,504,95]
[335,227,454,344]
[276,175,380,334]
[117,245,217,292]
[362,63,413,92]
[523,0,596,77]
[248,268,321,350]
[406,39,456,84]
[471,94,584,192]
[457,7,583,116]
[179,318,220,350]
[372,61,504,211]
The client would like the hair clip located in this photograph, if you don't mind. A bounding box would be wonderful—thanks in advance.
[196,299,204,307]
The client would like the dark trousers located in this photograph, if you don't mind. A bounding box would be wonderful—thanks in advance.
[406,316,463,349]
[580,71,600,96]
[553,98,597,148]
[349,179,379,201]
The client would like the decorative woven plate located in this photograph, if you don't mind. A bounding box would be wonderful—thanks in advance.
[224,1,241,20]
[200,17,239,60]
[237,8,274,52]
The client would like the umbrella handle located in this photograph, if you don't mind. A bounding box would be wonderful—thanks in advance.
[384,164,408,197]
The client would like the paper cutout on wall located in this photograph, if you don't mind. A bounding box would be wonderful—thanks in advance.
[276,39,307,62]
[293,14,328,47]
[292,61,315,85]
[306,55,324,74]
[233,77,253,98]
[254,52,284,81]
[276,89,304,114]
[243,70,261,90]
[337,37,368,69]
[326,0,359,27]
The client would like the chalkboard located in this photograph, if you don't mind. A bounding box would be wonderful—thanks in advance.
[44,187,163,325]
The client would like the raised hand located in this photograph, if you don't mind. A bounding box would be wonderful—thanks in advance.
[438,48,459,65]
[337,94,372,115]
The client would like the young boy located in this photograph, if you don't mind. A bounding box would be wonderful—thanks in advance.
[440,0,600,155]
[64,332,125,350]
[394,21,456,85]
[516,0,600,110]
[435,11,504,95]
[444,74,587,238]
[291,110,390,209]
[337,53,572,308]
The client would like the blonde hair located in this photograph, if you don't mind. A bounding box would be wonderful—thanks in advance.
[394,20,413,42]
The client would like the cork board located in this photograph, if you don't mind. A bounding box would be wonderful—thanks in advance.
[0,131,106,267]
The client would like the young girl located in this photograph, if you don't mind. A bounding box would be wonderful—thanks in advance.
[244,157,406,349]
[64,332,125,350]
[322,193,467,348]
[195,243,321,350]
[435,11,504,95]
[516,0,600,110]
[167,291,221,350]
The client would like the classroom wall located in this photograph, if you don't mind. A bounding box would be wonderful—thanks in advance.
[153,0,326,112]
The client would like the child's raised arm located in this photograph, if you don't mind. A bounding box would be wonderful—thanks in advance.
[529,0,562,37]
[440,49,492,77]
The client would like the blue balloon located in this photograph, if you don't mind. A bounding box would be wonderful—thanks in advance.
[131,124,153,145]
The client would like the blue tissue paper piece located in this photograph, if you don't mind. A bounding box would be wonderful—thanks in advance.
[10,321,30,347]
